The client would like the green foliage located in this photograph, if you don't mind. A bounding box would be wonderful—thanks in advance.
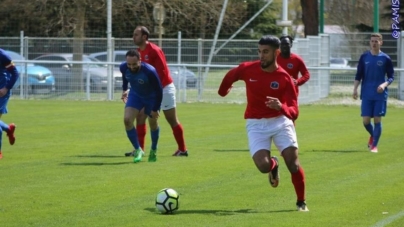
[238,0,283,38]
[1,100,404,226]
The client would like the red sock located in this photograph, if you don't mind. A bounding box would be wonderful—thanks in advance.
[136,124,147,150]
[291,166,306,201]
[269,157,276,172]
[172,124,186,151]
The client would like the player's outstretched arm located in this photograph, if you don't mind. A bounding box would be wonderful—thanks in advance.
[218,67,239,97]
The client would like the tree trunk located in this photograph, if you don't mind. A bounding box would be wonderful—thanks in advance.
[300,0,319,37]
[72,1,85,92]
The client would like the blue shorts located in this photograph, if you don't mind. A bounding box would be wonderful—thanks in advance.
[125,92,158,116]
[361,100,386,117]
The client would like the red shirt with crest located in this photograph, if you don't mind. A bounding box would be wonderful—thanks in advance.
[276,53,310,94]
[218,61,298,120]
[137,42,173,88]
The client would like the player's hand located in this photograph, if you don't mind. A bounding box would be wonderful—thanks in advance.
[150,111,160,119]
[121,90,129,103]
[0,87,9,97]
[353,90,358,100]
[265,96,281,111]
[377,85,385,93]
[292,78,297,85]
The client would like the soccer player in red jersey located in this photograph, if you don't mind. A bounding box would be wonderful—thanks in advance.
[276,35,310,96]
[124,26,188,157]
[218,35,308,211]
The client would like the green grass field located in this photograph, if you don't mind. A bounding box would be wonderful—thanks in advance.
[1,100,403,227]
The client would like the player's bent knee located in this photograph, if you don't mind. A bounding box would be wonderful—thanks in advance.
[123,118,133,128]
[252,151,271,174]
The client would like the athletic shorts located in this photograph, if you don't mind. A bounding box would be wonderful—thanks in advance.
[125,92,158,116]
[361,100,387,117]
[246,115,298,157]
[161,83,176,111]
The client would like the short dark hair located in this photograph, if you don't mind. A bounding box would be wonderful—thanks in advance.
[126,49,141,58]
[258,35,280,49]
[370,33,383,40]
[137,26,150,40]
[279,35,294,44]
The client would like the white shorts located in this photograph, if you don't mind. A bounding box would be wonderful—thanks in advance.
[161,83,176,111]
[246,115,298,157]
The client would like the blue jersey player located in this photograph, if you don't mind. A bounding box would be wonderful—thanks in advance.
[353,33,394,153]
[0,48,18,159]
[120,49,163,163]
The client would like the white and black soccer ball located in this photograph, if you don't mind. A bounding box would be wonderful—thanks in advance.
[155,188,179,214]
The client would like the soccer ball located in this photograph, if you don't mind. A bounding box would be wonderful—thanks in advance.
[155,188,179,214]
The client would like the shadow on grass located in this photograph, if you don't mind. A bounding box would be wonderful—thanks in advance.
[60,162,130,166]
[309,149,363,153]
[213,149,249,152]
[71,155,124,158]
[144,208,295,215]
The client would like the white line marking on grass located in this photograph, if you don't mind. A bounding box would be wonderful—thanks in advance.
[371,210,404,227]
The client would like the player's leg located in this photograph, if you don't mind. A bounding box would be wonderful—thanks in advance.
[369,100,386,153]
[0,97,15,159]
[146,106,159,162]
[0,114,3,159]
[125,108,147,157]
[124,94,144,163]
[161,84,188,156]
[136,108,147,150]
[273,116,308,212]
[246,119,279,187]
[361,100,374,149]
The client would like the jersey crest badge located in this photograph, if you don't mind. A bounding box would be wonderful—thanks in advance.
[270,81,279,89]
[138,79,145,84]
[287,63,293,69]
[377,60,383,66]
[144,55,149,61]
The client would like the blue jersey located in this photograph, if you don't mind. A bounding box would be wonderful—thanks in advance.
[120,61,163,111]
[355,51,394,101]
[0,48,19,90]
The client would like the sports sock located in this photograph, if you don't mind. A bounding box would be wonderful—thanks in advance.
[364,123,373,137]
[150,127,160,150]
[126,127,140,150]
[291,166,306,202]
[269,157,276,172]
[172,124,187,151]
[136,124,147,150]
[373,122,382,147]
[0,120,8,132]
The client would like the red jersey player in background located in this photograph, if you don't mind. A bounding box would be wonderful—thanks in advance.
[218,35,308,212]
[276,35,310,96]
[124,26,188,158]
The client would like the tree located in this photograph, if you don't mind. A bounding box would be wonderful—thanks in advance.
[0,0,284,39]
[382,0,404,30]
[300,0,318,37]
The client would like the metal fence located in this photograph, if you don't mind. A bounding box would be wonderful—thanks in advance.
[1,31,403,104]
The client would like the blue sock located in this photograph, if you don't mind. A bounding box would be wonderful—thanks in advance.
[373,123,382,147]
[150,127,160,150]
[126,127,140,150]
[0,120,8,132]
[364,123,373,137]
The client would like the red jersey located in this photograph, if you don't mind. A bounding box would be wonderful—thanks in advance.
[218,61,298,120]
[137,42,173,87]
[277,53,310,93]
